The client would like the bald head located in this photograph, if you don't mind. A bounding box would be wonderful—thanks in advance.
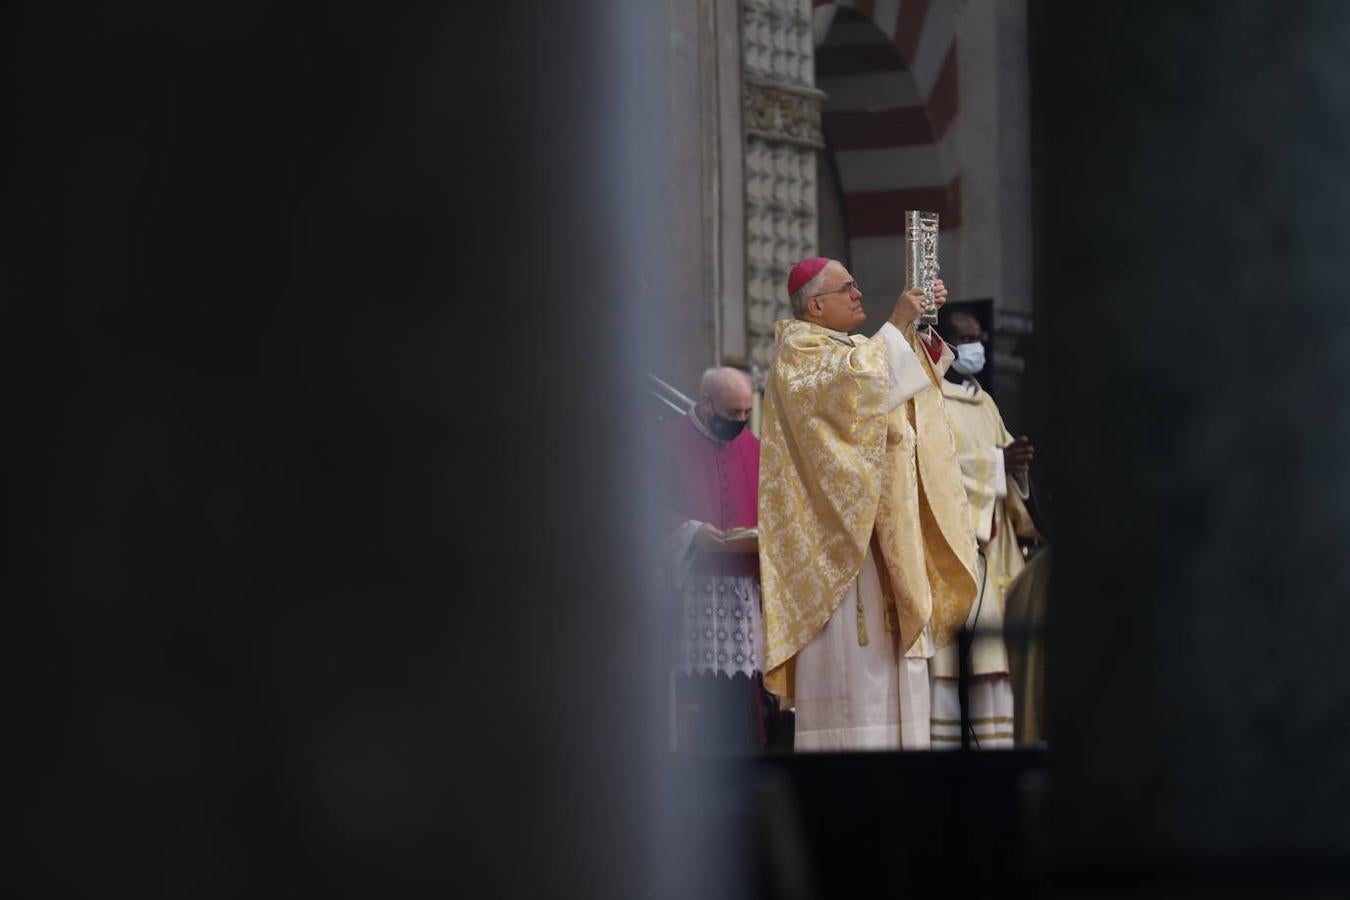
[700,367,753,416]
[696,367,753,440]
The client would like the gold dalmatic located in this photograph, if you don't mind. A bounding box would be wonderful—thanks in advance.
[758,320,977,700]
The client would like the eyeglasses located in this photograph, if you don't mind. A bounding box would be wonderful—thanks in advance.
[813,280,859,298]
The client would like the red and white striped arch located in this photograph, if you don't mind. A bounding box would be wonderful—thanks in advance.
[812,0,962,299]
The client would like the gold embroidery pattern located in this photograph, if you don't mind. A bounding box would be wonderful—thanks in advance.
[759,320,978,697]
[931,732,1015,743]
[855,580,869,646]
[872,332,979,655]
[931,716,1015,726]
[758,320,892,689]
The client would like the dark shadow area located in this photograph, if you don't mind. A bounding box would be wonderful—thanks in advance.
[5,1,673,897]
[1033,0,1350,895]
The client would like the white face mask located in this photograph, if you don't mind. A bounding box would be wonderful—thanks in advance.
[951,341,986,376]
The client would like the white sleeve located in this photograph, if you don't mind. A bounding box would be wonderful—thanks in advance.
[991,445,1009,500]
[877,321,931,411]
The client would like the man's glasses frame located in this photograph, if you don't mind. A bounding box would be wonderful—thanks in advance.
[813,280,859,299]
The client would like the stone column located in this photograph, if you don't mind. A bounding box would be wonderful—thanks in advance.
[741,0,826,370]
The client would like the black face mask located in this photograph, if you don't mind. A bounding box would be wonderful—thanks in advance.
[707,411,747,442]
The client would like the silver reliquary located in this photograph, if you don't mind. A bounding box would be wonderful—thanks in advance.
[904,210,940,330]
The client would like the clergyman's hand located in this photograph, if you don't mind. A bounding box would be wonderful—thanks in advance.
[1003,436,1035,475]
[693,522,725,554]
[890,287,925,330]
[721,534,758,555]
[933,278,948,309]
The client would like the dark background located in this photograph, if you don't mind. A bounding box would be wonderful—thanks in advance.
[1033,0,1350,889]
[6,1,673,897]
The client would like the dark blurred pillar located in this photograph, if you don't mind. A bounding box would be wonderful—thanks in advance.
[5,1,694,897]
[1033,0,1350,887]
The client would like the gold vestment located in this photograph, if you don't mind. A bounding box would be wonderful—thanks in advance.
[758,319,977,700]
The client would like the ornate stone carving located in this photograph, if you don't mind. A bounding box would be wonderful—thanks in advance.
[743,78,826,149]
[742,0,814,87]
[744,137,817,368]
[740,0,823,368]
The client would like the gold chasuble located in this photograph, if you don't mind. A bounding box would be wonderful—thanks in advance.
[758,319,978,700]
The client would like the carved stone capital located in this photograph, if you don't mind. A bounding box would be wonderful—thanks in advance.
[743,77,827,149]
